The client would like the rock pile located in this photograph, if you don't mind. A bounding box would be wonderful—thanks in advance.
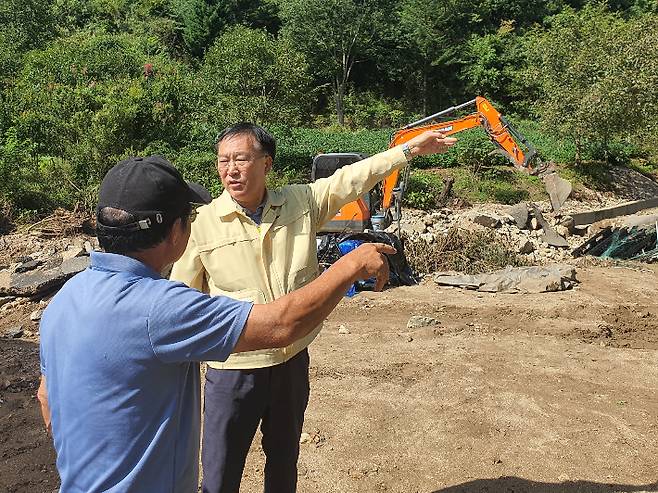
[434,264,578,293]
[0,236,99,339]
[0,238,94,299]
[394,201,593,265]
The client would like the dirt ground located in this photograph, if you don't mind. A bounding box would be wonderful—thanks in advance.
[0,339,58,493]
[3,257,657,492]
[240,262,658,493]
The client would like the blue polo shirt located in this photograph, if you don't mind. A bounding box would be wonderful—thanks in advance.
[39,252,252,493]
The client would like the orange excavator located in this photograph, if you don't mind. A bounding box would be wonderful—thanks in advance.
[312,96,572,235]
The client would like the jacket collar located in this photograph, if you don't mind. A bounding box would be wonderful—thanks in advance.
[214,189,286,219]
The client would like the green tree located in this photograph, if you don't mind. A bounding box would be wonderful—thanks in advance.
[527,5,658,162]
[458,21,532,113]
[193,26,311,130]
[278,0,385,125]
[397,0,567,115]
[170,0,280,57]
[398,0,458,115]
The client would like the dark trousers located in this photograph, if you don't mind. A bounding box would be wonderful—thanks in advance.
[201,349,310,493]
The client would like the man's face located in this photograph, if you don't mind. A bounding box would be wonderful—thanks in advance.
[217,133,272,210]
[170,214,193,265]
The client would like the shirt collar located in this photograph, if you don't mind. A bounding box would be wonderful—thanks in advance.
[90,251,163,280]
[232,193,267,220]
[214,189,286,219]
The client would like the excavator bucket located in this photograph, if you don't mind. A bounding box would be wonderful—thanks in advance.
[542,171,572,212]
[529,160,572,212]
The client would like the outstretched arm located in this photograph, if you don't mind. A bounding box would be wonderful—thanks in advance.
[308,130,457,226]
[148,244,395,363]
[233,243,395,352]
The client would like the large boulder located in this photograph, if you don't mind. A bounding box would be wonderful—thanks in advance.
[472,213,502,229]
[0,255,90,297]
[508,203,530,230]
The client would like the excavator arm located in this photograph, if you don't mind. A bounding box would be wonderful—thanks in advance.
[381,96,570,212]
[392,97,536,170]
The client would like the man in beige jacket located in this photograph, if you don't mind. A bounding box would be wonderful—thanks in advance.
[171,124,456,493]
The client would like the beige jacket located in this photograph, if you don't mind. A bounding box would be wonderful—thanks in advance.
[170,146,407,369]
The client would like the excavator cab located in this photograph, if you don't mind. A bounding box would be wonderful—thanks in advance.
[312,153,416,287]
[312,152,397,233]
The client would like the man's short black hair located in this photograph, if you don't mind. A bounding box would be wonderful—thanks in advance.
[214,123,276,160]
[97,205,191,255]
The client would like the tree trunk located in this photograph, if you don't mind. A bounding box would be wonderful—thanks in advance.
[335,80,345,126]
[422,62,428,116]
[436,176,454,207]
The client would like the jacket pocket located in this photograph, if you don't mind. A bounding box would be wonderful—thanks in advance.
[196,233,255,252]
[271,206,312,235]
[198,236,261,292]
[211,287,266,305]
[290,265,319,288]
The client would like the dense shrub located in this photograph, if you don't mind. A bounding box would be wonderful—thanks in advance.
[271,127,392,175]
[10,32,191,185]
[173,146,221,196]
[342,91,409,129]
[404,171,444,210]
[0,129,75,214]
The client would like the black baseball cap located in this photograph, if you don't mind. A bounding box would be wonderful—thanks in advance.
[96,155,210,232]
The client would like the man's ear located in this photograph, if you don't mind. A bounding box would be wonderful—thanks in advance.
[264,155,273,174]
[169,217,185,246]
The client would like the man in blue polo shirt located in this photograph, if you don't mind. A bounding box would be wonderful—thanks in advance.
[37,155,394,492]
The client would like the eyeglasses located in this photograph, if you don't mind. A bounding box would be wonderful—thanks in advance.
[185,208,199,223]
[217,154,266,171]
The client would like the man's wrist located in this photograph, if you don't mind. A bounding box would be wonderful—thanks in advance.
[336,251,364,283]
[401,143,414,162]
